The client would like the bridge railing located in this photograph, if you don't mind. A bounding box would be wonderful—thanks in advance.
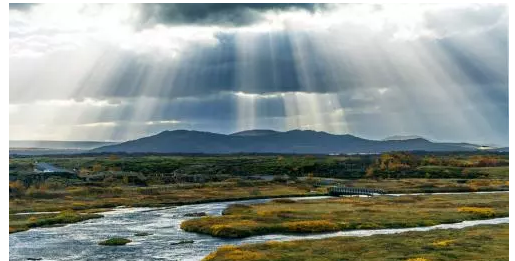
[327,186,385,196]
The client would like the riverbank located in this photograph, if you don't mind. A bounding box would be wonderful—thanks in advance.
[181,192,508,238]
[9,178,508,233]
[203,223,509,261]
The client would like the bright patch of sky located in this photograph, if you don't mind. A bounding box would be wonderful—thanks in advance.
[9,4,508,145]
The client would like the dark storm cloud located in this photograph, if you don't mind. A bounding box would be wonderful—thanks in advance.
[9,19,508,107]
[74,26,507,103]
[139,3,322,27]
[79,92,288,125]
[76,31,362,102]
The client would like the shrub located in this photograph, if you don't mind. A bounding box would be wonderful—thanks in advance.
[134,232,152,236]
[99,237,131,246]
[271,198,296,204]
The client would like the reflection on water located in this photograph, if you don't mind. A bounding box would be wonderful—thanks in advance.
[9,193,509,261]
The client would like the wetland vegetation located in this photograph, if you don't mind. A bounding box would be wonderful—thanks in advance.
[181,193,508,238]
[202,224,509,261]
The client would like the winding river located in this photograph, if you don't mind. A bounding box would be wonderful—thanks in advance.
[9,192,509,261]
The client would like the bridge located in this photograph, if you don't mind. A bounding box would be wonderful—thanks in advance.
[327,186,385,196]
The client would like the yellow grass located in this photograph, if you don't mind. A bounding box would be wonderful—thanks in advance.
[457,207,495,217]
[431,239,455,247]
[182,193,508,238]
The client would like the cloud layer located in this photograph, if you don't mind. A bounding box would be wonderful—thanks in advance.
[9,4,508,145]
[139,3,320,26]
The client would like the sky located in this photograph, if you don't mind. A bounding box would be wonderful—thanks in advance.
[9,3,508,145]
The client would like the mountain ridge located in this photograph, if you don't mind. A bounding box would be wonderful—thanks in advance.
[91,129,490,154]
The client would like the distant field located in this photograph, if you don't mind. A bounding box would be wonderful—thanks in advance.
[203,224,508,261]
[9,152,509,179]
[181,193,508,238]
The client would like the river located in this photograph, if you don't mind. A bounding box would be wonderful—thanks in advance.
[9,192,509,261]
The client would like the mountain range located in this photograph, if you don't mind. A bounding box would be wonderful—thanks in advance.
[91,129,498,154]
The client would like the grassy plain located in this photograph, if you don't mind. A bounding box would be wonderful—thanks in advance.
[203,224,508,261]
[181,193,508,238]
[9,152,509,233]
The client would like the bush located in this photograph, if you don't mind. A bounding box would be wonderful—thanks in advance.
[271,198,296,204]
[134,232,152,236]
[98,237,131,246]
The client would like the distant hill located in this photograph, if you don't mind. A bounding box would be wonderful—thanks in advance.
[91,129,487,154]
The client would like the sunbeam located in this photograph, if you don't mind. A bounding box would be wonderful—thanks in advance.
[9,3,508,145]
